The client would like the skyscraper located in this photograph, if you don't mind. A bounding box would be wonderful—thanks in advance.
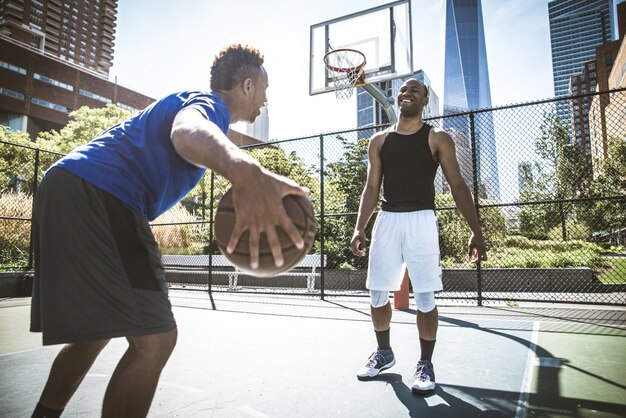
[0,0,118,75]
[548,0,615,133]
[245,105,269,142]
[549,0,615,99]
[443,0,499,201]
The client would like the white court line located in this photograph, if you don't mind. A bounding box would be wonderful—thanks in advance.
[237,405,270,418]
[514,320,540,418]
[0,345,54,357]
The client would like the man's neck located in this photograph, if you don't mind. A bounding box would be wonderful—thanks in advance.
[394,114,424,135]
[215,90,242,123]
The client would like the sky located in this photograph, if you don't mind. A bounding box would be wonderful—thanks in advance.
[108,0,556,141]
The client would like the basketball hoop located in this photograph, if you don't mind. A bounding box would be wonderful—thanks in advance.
[323,48,366,99]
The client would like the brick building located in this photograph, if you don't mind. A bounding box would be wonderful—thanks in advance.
[0,0,263,145]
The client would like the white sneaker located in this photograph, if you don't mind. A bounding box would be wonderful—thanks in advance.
[412,360,436,394]
[356,349,396,379]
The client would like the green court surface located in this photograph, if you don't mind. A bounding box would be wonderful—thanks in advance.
[525,321,626,418]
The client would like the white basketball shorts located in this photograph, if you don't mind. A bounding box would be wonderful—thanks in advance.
[366,209,443,292]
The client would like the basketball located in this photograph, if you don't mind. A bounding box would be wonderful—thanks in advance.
[214,188,316,277]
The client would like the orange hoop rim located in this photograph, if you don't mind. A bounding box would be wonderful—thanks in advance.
[323,48,367,74]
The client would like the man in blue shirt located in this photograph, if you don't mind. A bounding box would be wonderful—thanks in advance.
[31,44,308,418]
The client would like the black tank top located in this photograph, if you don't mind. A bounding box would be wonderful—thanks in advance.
[380,123,439,212]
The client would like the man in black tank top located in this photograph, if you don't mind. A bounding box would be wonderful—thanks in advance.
[351,79,487,394]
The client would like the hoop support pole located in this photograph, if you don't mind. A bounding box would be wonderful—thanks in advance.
[362,83,398,124]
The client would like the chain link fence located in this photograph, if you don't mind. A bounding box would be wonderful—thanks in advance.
[1,88,625,305]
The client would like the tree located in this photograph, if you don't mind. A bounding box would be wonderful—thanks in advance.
[36,105,132,154]
[0,126,39,194]
[436,193,507,264]
[518,112,592,240]
[324,136,369,268]
[578,136,626,246]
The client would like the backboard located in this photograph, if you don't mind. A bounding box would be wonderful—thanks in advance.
[309,0,413,96]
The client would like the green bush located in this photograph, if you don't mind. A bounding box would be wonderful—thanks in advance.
[436,193,508,262]
[0,192,32,269]
[547,219,591,241]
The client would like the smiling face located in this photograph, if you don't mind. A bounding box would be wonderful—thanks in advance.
[397,79,429,118]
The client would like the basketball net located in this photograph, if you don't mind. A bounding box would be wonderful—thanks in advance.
[324,49,366,100]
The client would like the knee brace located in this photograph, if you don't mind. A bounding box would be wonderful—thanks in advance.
[414,291,436,313]
[370,290,390,308]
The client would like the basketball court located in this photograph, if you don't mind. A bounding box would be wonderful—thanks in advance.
[1,292,625,417]
[2,2,624,417]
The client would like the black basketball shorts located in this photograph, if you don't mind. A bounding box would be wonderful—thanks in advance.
[30,167,176,345]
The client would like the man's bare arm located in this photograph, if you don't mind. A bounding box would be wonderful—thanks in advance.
[351,133,385,256]
[170,108,308,268]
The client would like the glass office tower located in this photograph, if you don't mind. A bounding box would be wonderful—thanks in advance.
[549,0,615,98]
[548,0,615,135]
[443,0,499,201]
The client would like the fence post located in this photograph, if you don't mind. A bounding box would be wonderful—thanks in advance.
[319,134,325,301]
[469,112,482,306]
[207,171,215,293]
[27,148,40,270]
[559,201,567,241]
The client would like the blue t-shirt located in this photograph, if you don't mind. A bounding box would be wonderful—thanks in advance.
[54,91,230,221]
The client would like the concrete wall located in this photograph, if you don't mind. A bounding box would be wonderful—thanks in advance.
[2,268,623,298]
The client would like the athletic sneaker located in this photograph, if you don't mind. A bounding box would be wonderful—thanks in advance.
[412,360,436,394]
[356,349,396,379]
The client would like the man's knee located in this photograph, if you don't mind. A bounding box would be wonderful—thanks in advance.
[128,327,178,359]
[414,292,437,313]
[370,290,390,308]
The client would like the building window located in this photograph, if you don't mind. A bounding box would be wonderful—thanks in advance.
[32,97,68,113]
[0,60,27,75]
[116,102,138,112]
[34,73,74,91]
[0,88,25,100]
[79,89,112,104]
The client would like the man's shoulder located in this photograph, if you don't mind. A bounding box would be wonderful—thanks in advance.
[427,125,448,136]
[428,126,453,142]
[368,131,388,150]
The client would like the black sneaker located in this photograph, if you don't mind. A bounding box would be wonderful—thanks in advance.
[412,360,436,394]
[356,349,396,379]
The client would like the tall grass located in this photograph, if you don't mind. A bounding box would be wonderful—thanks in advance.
[150,204,206,254]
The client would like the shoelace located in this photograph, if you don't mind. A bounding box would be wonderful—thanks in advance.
[367,351,386,367]
[415,363,433,380]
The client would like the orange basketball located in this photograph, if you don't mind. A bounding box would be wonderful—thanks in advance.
[214,188,316,277]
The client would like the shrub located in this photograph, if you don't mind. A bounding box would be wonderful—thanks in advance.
[150,204,205,254]
[547,219,591,241]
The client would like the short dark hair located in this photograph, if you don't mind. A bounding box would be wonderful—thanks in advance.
[210,44,264,91]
